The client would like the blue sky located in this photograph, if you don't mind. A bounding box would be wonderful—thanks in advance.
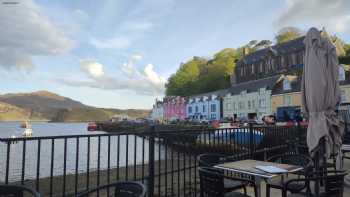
[0,0,349,109]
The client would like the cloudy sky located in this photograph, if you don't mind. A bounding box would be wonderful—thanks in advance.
[0,0,349,109]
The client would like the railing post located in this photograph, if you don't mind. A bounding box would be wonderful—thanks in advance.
[249,122,254,159]
[148,125,155,197]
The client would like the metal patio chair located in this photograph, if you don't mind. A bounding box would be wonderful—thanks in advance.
[282,170,347,197]
[76,181,146,197]
[197,154,249,194]
[266,153,313,197]
[0,184,41,197]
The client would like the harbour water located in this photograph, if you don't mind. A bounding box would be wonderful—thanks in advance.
[0,122,157,182]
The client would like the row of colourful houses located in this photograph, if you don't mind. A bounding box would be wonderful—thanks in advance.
[151,71,350,122]
[151,34,350,122]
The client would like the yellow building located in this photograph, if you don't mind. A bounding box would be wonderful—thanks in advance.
[271,67,350,114]
[340,84,350,104]
[271,92,301,114]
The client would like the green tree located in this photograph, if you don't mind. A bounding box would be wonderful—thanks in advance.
[165,49,237,96]
[275,27,302,44]
[165,57,206,96]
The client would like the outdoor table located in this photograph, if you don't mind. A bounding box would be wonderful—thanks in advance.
[214,159,303,197]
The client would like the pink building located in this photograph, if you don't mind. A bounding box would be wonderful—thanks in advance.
[163,96,186,121]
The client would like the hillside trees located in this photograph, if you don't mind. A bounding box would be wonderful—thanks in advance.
[275,27,302,44]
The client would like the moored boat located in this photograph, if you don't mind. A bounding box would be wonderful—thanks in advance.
[22,121,33,137]
[87,122,98,131]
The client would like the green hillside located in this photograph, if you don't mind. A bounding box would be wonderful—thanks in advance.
[0,102,47,121]
[0,91,150,122]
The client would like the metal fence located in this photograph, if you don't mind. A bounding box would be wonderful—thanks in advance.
[0,125,305,197]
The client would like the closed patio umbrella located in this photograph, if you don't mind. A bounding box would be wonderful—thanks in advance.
[301,27,344,166]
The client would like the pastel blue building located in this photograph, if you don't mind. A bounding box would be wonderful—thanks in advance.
[186,90,227,121]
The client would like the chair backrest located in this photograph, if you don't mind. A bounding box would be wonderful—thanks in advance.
[77,181,146,197]
[324,171,347,197]
[268,153,313,168]
[0,184,40,197]
[198,167,225,197]
[284,171,347,197]
[197,154,226,167]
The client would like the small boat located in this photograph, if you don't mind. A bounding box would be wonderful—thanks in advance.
[20,122,26,128]
[22,121,33,137]
[10,135,19,144]
[87,122,98,131]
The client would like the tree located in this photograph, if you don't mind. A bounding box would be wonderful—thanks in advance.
[165,49,237,96]
[275,27,302,44]
[165,57,206,96]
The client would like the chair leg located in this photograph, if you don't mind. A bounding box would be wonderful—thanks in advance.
[266,185,270,197]
[243,186,247,195]
[282,189,287,197]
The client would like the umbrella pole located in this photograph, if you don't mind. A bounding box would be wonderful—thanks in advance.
[314,138,327,196]
[314,147,320,197]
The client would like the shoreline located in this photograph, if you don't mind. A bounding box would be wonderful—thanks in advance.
[9,155,197,197]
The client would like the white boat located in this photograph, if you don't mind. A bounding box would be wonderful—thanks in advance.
[22,121,33,137]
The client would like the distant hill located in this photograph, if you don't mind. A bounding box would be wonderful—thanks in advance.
[0,102,46,121]
[0,91,150,122]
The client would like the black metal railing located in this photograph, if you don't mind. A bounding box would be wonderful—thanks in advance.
[0,125,305,197]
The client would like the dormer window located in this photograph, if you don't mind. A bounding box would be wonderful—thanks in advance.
[283,79,291,91]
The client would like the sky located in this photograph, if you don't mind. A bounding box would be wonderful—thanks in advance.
[0,0,349,109]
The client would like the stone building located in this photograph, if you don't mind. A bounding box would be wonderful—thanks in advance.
[232,37,305,85]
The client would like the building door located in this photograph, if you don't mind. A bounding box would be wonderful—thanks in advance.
[248,113,257,120]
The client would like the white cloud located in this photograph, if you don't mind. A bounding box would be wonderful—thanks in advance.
[80,59,105,79]
[0,0,73,71]
[144,64,166,88]
[90,36,131,49]
[58,55,166,95]
[276,0,350,34]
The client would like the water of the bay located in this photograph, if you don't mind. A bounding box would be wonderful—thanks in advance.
[0,122,158,182]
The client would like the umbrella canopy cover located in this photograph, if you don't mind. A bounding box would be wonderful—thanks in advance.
[301,27,344,158]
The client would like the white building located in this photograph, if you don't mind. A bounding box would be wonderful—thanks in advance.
[223,76,279,121]
[150,100,164,121]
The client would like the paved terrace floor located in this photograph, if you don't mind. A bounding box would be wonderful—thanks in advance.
[240,158,350,197]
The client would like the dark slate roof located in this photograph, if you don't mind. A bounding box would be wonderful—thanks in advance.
[227,75,281,95]
[238,37,305,65]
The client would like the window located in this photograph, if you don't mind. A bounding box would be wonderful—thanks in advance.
[227,103,232,110]
[195,106,198,113]
[341,90,346,103]
[248,101,251,109]
[339,66,345,81]
[188,107,192,113]
[211,104,216,112]
[252,100,255,108]
[239,101,245,110]
[283,79,291,91]
[284,95,292,106]
[203,105,206,112]
[211,114,216,119]
[259,99,266,108]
